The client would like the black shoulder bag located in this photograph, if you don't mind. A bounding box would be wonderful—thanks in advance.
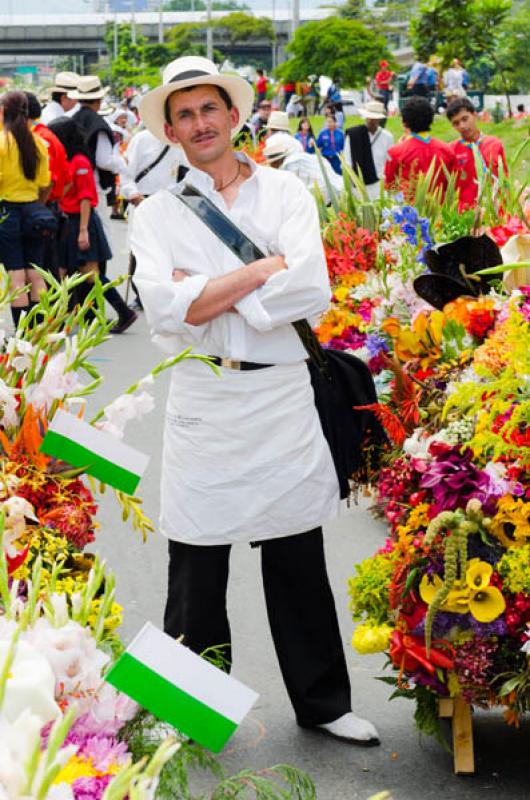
[175,182,385,498]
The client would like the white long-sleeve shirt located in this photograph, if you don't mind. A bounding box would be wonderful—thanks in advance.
[131,150,339,544]
[41,100,64,126]
[344,125,393,200]
[121,130,182,199]
[131,151,331,363]
[94,132,126,192]
[280,150,343,204]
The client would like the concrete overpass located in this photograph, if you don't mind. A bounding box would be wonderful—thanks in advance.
[0,10,332,64]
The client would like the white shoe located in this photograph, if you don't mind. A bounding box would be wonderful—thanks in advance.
[315,712,380,746]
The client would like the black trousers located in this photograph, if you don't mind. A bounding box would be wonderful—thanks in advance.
[164,527,352,727]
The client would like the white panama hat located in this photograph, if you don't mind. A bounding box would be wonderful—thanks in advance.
[139,56,255,145]
[266,110,290,132]
[48,71,80,94]
[358,101,387,120]
[263,132,302,163]
[67,75,109,102]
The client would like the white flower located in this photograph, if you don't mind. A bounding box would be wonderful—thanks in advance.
[7,339,35,373]
[25,352,83,413]
[1,496,38,552]
[0,379,19,430]
[25,618,109,702]
[403,428,452,460]
[0,709,76,799]
[0,640,61,726]
[98,390,155,440]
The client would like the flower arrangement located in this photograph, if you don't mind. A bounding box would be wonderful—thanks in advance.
[0,272,316,799]
[349,283,530,738]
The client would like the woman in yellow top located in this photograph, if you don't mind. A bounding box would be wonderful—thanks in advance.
[0,90,51,326]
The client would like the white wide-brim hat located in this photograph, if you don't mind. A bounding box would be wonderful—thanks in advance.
[266,110,290,132]
[359,101,387,120]
[263,132,302,163]
[49,71,80,94]
[139,56,255,145]
[68,75,109,101]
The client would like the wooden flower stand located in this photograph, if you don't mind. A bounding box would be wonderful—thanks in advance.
[438,697,475,774]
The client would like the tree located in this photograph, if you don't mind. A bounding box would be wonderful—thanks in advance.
[213,11,274,43]
[409,0,517,112]
[276,16,391,86]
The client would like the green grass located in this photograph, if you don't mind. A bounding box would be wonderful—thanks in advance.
[296,115,530,175]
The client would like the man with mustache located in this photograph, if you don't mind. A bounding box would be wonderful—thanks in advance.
[131,56,380,747]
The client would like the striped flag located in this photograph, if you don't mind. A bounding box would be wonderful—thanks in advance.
[105,622,259,753]
[40,409,149,495]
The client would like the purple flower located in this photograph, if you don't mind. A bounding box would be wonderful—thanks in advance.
[73,775,113,800]
[365,333,389,358]
[420,447,491,512]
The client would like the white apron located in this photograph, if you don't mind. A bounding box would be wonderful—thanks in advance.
[160,359,340,545]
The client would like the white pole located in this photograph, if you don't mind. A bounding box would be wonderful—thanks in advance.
[291,0,299,37]
[271,0,275,71]
[206,0,213,61]
[158,0,164,43]
[131,0,137,45]
[113,12,118,60]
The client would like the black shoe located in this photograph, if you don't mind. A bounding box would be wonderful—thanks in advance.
[112,310,138,334]
[131,297,143,311]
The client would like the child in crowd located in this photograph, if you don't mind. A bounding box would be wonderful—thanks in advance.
[295,118,316,153]
[316,114,344,175]
[49,117,137,333]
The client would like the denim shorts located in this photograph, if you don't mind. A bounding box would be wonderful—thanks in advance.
[0,200,46,270]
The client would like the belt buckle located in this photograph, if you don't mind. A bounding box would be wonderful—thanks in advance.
[220,358,241,370]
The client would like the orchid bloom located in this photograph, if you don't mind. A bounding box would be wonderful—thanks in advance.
[419,559,506,624]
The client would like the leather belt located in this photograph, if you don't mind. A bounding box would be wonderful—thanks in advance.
[209,357,273,371]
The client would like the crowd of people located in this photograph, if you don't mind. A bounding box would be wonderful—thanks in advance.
[0,71,141,331]
[0,63,510,335]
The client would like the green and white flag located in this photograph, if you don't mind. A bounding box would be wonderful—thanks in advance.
[105,622,259,753]
[40,409,149,495]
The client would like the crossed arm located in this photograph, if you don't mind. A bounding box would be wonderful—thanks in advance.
[173,256,287,326]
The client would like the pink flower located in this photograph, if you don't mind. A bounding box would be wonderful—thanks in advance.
[72,775,112,800]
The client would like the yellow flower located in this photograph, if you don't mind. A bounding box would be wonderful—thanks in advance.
[334,285,350,303]
[352,623,393,655]
[491,495,530,547]
[419,560,506,623]
[383,310,445,368]
[54,756,99,783]
[407,503,431,531]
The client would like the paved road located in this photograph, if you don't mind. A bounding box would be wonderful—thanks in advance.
[91,218,529,800]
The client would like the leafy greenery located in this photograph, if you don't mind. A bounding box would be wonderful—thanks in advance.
[276,16,391,87]
[213,12,274,44]
[409,0,530,105]
[119,711,316,799]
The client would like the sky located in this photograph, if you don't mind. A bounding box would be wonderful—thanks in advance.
[3,0,330,13]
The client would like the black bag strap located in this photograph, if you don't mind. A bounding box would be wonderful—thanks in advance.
[134,144,170,184]
[174,180,330,377]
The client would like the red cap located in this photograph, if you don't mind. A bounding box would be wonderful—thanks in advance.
[379,60,389,68]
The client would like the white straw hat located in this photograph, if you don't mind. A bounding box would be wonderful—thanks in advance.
[49,71,80,94]
[266,110,290,132]
[68,75,109,101]
[263,132,302,163]
[358,101,387,120]
[139,56,255,145]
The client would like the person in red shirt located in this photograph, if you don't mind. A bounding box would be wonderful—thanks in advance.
[385,96,455,200]
[374,60,394,111]
[48,117,137,333]
[255,68,268,105]
[447,96,507,210]
[26,92,70,281]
